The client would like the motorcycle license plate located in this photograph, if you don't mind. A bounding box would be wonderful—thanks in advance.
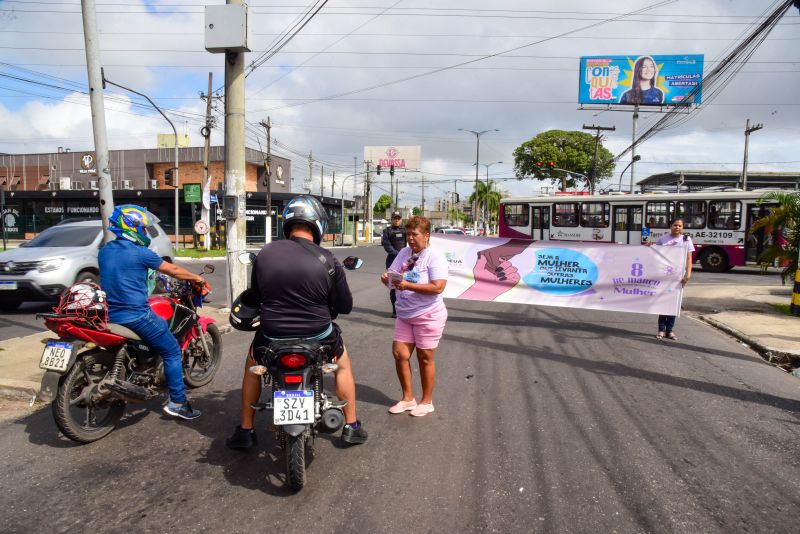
[39,341,73,372]
[273,390,314,425]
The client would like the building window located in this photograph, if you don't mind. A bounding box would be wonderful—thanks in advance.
[708,201,741,229]
[503,203,529,227]
[553,203,579,227]
[580,202,610,228]
[646,202,673,229]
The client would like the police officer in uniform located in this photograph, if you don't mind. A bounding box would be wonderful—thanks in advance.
[381,211,407,318]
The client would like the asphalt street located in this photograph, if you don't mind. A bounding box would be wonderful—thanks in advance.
[1,246,799,533]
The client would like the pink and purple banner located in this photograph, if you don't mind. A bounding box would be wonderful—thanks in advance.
[432,235,686,316]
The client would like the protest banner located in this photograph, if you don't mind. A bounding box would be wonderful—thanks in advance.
[432,235,686,316]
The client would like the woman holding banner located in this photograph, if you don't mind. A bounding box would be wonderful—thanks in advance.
[650,218,694,340]
[380,216,448,417]
[619,56,664,105]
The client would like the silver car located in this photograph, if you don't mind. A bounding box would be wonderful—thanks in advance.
[0,217,174,311]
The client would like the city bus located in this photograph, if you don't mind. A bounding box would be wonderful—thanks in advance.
[499,190,781,272]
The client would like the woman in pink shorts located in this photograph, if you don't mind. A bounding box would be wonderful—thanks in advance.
[380,216,448,417]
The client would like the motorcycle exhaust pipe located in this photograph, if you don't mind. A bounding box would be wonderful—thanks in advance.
[320,408,344,433]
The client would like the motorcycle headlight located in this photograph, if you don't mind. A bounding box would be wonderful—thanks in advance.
[38,257,65,272]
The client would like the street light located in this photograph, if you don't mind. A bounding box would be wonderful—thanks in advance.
[103,75,180,248]
[340,172,362,246]
[458,128,499,234]
[618,155,642,193]
[474,160,502,233]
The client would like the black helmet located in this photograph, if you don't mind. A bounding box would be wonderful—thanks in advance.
[282,195,328,245]
[229,288,261,331]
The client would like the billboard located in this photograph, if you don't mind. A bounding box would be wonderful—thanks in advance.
[364,146,421,170]
[579,55,704,106]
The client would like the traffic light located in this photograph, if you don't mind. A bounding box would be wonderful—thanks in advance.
[389,165,395,177]
[536,161,543,170]
[549,161,555,170]
[376,165,382,175]
[164,168,174,187]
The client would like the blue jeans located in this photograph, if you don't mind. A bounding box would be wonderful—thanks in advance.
[658,315,676,333]
[121,310,186,404]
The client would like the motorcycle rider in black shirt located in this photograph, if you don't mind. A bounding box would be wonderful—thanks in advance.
[381,211,407,318]
[227,195,368,448]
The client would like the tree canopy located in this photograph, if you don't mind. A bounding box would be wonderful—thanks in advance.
[373,193,392,216]
[513,130,615,191]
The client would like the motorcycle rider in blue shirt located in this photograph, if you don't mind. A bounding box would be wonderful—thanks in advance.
[98,204,207,420]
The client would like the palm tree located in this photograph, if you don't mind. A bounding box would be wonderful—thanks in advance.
[469,180,502,233]
[750,191,799,283]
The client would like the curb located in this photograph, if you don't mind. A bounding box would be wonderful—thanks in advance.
[699,314,800,369]
[0,321,235,402]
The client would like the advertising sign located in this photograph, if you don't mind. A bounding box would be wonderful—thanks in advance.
[433,235,686,316]
[364,146,422,170]
[579,55,704,106]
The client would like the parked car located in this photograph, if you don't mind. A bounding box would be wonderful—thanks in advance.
[0,215,174,311]
[434,228,466,235]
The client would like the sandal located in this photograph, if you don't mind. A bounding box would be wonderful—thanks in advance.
[656,331,665,340]
[666,332,677,340]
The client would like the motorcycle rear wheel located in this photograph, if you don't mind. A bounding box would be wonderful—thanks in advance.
[52,352,126,443]
[183,323,222,388]
[286,433,307,491]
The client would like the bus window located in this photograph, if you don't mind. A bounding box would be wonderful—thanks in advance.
[553,203,579,227]
[708,201,741,229]
[504,203,530,227]
[676,201,706,229]
[646,202,672,228]
[580,202,610,228]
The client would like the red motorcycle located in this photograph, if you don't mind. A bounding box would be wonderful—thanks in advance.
[36,265,222,443]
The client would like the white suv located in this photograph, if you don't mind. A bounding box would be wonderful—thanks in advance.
[0,217,174,311]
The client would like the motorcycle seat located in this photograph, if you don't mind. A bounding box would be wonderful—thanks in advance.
[106,323,142,341]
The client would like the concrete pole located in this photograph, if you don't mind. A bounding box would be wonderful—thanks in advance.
[630,105,638,193]
[201,72,213,248]
[224,0,247,307]
[81,0,115,243]
[741,118,763,191]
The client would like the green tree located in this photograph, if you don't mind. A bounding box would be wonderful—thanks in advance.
[448,206,465,226]
[411,206,421,216]
[513,130,614,191]
[751,191,799,284]
[373,194,392,216]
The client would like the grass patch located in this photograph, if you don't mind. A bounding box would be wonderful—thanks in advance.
[771,303,795,316]
[175,248,227,258]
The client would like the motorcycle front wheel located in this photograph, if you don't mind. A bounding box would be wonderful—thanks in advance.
[183,323,222,388]
[286,433,307,491]
[52,352,126,443]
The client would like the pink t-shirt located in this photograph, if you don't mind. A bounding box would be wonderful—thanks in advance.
[389,246,449,319]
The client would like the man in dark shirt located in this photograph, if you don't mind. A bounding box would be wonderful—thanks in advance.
[227,195,367,449]
[381,211,407,317]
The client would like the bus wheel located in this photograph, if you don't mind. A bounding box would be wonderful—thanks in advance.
[700,248,729,273]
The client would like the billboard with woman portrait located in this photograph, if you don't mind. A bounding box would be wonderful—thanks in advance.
[579,55,704,106]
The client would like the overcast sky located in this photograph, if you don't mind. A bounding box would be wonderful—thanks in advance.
[0,0,798,206]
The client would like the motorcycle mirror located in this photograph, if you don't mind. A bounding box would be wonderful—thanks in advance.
[202,264,215,274]
[342,256,363,270]
[237,252,256,265]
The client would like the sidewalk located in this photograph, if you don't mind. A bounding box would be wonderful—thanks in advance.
[0,306,232,401]
[1,284,798,401]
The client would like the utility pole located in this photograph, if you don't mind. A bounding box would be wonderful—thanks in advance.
[307,151,313,194]
[331,171,336,199]
[353,156,358,198]
[201,72,214,249]
[421,175,425,216]
[224,0,247,307]
[319,165,324,197]
[81,0,115,243]
[259,117,273,244]
[630,105,639,193]
[365,161,372,242]
[741,118,763,191]
[582,124,615,194]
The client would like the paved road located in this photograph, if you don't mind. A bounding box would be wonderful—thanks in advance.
[1,245,799,533]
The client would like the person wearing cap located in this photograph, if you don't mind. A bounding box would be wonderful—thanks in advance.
[381,211,407,318]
